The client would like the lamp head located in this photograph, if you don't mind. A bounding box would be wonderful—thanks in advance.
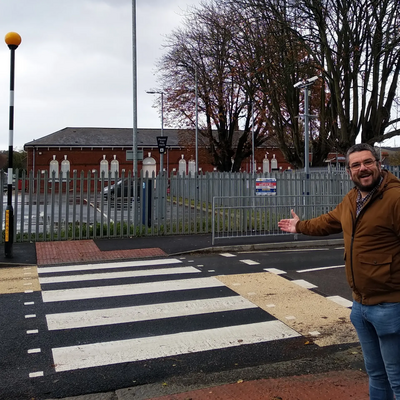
[5,32,21,50]
[293,76,319,88]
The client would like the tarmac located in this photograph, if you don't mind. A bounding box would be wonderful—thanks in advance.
[0,233,371,400]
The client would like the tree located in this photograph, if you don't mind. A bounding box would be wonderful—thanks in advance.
[387,151,400,166]
[234,0,400,155]
[226,1,330,168]
[0,150,27,175]
[157,1,271,172]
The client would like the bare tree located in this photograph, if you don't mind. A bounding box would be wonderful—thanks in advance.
[157,1,270,171]
[226,1,330,168]
[234,0,400,154]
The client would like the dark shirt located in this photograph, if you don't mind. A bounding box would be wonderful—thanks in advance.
[356,176,383,217]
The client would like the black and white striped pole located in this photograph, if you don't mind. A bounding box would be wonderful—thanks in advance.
[4,32,21,258]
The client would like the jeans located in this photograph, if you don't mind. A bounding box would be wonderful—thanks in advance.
[351,301,400,400]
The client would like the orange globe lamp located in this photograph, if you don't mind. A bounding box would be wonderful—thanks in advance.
[5,32,21,49]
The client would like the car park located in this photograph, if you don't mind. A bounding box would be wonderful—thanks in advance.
[102,178,140,201]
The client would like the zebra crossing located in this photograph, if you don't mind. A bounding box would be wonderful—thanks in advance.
[35,257,301,375]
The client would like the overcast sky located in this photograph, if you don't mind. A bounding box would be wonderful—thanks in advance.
[0,1,398,151]
[0,0,200,150]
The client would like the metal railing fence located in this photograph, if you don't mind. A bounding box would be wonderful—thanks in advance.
[0,166,398,243]
[211,194,343,245]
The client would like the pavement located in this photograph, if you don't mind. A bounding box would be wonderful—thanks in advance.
[0,232,371,399]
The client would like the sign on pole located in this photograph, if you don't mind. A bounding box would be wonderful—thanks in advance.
[157,136,168,154]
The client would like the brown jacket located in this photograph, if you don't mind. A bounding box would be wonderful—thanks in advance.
[296,170,400,305]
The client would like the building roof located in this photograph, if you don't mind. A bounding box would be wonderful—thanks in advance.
[24,127,282,150]
[24,127,183,149]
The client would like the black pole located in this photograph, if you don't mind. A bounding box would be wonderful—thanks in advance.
[5,45,16,258]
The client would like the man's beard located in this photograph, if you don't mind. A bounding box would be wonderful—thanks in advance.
[354,173,381,192]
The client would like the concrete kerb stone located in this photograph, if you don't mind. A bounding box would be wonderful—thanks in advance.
[46,393,117,400]
[170,238,344,257]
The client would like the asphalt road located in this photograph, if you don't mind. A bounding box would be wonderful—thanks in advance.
[0,246,356,400]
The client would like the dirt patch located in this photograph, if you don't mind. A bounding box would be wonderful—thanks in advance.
[217,272,358,347]
[0,266,40,294]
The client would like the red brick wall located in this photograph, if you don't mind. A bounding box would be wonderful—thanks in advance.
[26,146,295,176]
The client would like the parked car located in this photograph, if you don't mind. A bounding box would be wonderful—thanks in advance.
[102,179,140,201]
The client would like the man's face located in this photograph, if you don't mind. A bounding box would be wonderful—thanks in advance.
[347,150,381,193]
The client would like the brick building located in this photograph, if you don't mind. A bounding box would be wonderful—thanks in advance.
[24,127,294,176]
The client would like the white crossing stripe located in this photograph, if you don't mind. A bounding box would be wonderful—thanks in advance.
[46,296,257,330]
[264,268,287,275]
[42,277,224,303]
[52,320,300,372]
[37,258,182,274]
[327,295,353,308]
[39,266,200,284]
[291,279,317,289]
[239,259,260,265]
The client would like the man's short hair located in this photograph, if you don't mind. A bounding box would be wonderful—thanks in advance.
[345,143,380,168]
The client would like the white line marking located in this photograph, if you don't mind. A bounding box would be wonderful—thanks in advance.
[37,258,182,274]
[24,290,34,294]
[264,268,287,275]
[28,348,41,354]
[291,279,317,289]
[239,259,260,265]
[39,266,200,284]
[52,320,300,372]
[220,253,236,257]
[24,302,35,306]
[25,314,36,319]
[27,330,39,335]
[327,295,353,308]
[46,296,257,330]
[240,248,327,254]
[29,371,44,378]
[42,277,225,303]
[297,265,345,273]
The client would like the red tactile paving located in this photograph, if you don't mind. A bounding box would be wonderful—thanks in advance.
[151,370,369,400]
[36,240,167,265]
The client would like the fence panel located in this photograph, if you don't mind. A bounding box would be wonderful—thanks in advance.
[211,194,344,245]
[0,168,359,243]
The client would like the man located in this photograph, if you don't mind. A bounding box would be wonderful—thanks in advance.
[278,143,400,400]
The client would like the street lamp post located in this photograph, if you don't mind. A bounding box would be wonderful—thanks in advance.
[147,91,164,173]
[4,32,21,258]
[294,76,318,219]
[132,0,138,177]
[195,68,199,173]
[294,75,319,175]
